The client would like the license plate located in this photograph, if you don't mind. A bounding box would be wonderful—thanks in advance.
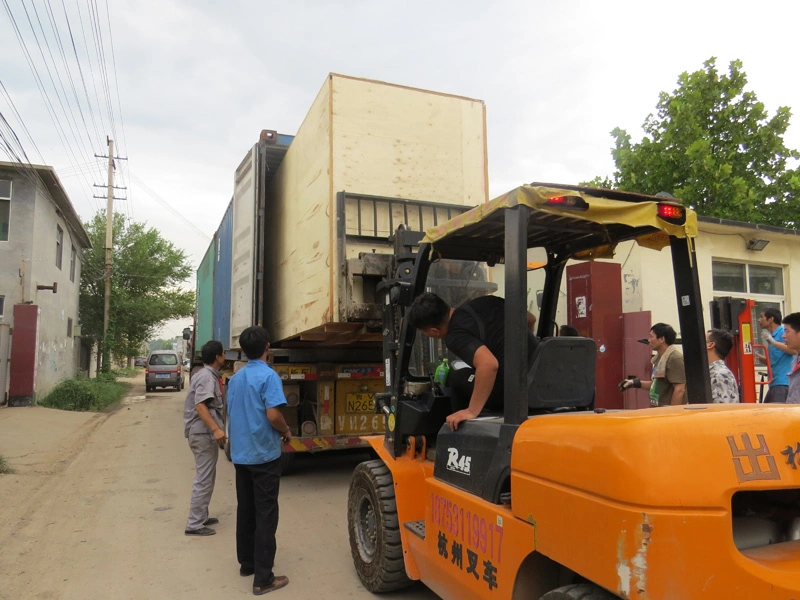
[345,393,375,413]
[155,374,170,379]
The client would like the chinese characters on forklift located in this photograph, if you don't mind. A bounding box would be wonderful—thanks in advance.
[431,492,504,591]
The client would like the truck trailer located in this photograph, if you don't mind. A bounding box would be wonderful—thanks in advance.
[193,74,493,468]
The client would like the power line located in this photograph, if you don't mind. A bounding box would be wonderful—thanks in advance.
[24,0,94,164]
[127,169,212,242]
[0,79,45,163]
[58,0,104,146]
[102,0,126,158]
[2,0,100,211]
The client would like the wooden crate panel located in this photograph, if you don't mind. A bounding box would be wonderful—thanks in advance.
[267,79,333,343]
[266,74,488,343]
[331,75,487,206]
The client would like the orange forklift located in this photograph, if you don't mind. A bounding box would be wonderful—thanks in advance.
[347,184,800,599]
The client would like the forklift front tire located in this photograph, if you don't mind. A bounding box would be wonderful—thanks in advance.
[348,459,412,593]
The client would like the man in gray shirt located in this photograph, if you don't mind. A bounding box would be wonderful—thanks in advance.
[183,340,226,536]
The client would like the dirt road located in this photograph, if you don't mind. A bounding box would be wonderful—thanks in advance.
[0,378,437,600]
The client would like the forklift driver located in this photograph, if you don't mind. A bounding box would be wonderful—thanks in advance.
[408,292,539,431]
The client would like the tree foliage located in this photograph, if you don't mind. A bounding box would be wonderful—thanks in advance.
[80,213,195,366]
[586,58,800,228]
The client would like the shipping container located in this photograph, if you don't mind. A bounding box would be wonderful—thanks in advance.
[197,74,490,469]
[195,239,215,349]
[213,199,233,347]
[231,74,487,347]
[230,132,294,348]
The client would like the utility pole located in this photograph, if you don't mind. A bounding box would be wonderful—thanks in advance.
[94,138,127,372]
[103,138,114,371]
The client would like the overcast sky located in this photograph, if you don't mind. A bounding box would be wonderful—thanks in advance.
[2,0,799,338]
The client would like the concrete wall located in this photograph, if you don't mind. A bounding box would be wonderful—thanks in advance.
[29,184,83,398]
[0,167,85,402]
[0,170,34,312]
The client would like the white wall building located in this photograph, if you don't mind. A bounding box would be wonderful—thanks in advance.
[0,162,91,405]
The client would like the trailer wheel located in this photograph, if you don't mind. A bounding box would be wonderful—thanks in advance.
[348,459,411,593]
[539,583,620,600]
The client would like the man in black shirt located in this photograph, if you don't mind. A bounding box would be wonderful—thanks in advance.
[408,292,538,430]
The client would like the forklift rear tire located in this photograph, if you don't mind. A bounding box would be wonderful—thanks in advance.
[348,460,412,593]
[539,583,621,600]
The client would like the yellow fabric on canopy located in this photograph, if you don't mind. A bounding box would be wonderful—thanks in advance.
[421,185,697,257]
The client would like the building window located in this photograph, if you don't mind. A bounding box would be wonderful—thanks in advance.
[67,317,73,338]
[0,179,10,242]
[712,261,783,296]
[712,259,785,354]
[70,245,77,282]
[56,225,63,269]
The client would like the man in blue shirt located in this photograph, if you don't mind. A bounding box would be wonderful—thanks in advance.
[227,326,291,595]
[759,308,798,403]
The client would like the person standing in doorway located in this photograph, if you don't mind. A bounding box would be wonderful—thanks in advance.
[227,326,291,595]
[183,340,226,536]
[618,323,686,406]
[706,329,739,403]
[759,308,798,403]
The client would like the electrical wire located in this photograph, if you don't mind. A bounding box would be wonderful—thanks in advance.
[2,0,100,211]
[127,169,212,242]
[0,79,45,163]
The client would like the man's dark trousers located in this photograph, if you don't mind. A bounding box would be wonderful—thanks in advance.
[235,457,282,587]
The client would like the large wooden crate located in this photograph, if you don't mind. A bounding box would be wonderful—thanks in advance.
[265,73,488,343]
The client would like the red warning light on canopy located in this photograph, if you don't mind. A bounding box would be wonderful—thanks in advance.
[656,203,685,223]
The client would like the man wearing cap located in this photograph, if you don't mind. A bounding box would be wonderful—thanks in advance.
[619,323,686,406]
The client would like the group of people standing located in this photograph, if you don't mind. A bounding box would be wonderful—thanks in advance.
[182,327,290,596]
[620,309,800,406]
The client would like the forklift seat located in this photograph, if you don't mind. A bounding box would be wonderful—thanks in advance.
[527,337,596,410]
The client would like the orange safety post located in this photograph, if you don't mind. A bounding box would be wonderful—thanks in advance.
[737,299,757,403]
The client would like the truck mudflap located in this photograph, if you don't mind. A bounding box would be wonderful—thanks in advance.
[283,435,370,453]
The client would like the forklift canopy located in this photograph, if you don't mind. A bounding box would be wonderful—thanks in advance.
[421,183,698,262]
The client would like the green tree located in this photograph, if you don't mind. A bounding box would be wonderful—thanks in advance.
[80,214,195,371]
[586,58,800,228]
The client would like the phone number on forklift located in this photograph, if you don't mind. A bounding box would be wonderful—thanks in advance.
[430,493,503,562]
